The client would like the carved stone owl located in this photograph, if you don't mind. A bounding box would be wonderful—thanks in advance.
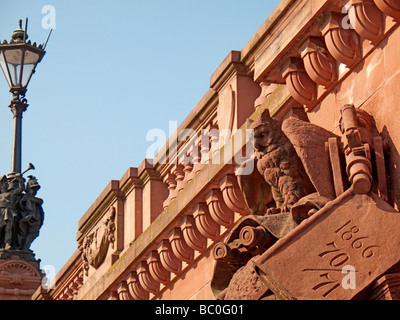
[247,109,314,213]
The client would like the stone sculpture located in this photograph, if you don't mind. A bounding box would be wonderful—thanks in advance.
[212,105,396,300]
[239,108,337,219]
[0,168,44,260]
[246,109,314,215]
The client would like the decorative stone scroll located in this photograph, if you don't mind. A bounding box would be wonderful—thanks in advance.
[136,261,159,294]
[367,273,400,300]
[147,250,170,285]
[181,214,207,252]
[206,188,234,227]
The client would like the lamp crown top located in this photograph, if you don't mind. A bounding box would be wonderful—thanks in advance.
[11,19,28,42]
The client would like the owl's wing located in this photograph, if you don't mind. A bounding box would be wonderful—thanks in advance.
[281,117,338,200]
[237,158,272,215]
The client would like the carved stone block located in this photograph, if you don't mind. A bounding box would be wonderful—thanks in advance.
[0,258,41,300]
[255,189,400,300]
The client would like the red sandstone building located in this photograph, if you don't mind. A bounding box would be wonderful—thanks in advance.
[32,0,400,300]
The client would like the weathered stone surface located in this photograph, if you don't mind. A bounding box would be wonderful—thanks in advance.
[281,116,337,199]
[223,255,265,300]
[255,189,400,300]
[0,258,41,300]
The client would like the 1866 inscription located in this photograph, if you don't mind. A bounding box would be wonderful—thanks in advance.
[303,220,379,298]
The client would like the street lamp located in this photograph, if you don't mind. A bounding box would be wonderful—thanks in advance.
[0,19,49,175]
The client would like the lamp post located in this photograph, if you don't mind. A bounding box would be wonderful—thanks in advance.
[0,19,47,176]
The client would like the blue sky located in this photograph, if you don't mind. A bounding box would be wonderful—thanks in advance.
[0,0,281,276]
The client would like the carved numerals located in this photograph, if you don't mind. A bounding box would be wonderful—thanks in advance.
[304,219,378,298]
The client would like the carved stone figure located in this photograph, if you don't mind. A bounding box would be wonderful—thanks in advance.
[0,167,45,258]
[246,109,313,214]
[0,175,25,250]
[17,176,44,251]
[241,109,337,218]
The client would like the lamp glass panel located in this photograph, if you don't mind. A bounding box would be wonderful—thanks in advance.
[0,51,12,88]
[21,50,40,87]
[4,49,23,86]
[21,63,35,88]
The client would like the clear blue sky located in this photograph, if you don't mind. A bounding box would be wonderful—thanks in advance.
[0,0,281,277]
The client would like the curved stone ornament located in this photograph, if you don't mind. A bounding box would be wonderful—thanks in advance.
[157,239,181,274]
[348,0,384,43]
[136,261,159,294]
[281,57,317,106]
[300,37,338,88]
[374,0,400,20]
[147,250,170,285]
[169,227,194,263]
[181,214,207,252]
[126,271,148,300]
[321,12,361,67]
[193,202,220,240]
[117,281,133,300]
[206,188,234,227]
[219,174,248,215]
